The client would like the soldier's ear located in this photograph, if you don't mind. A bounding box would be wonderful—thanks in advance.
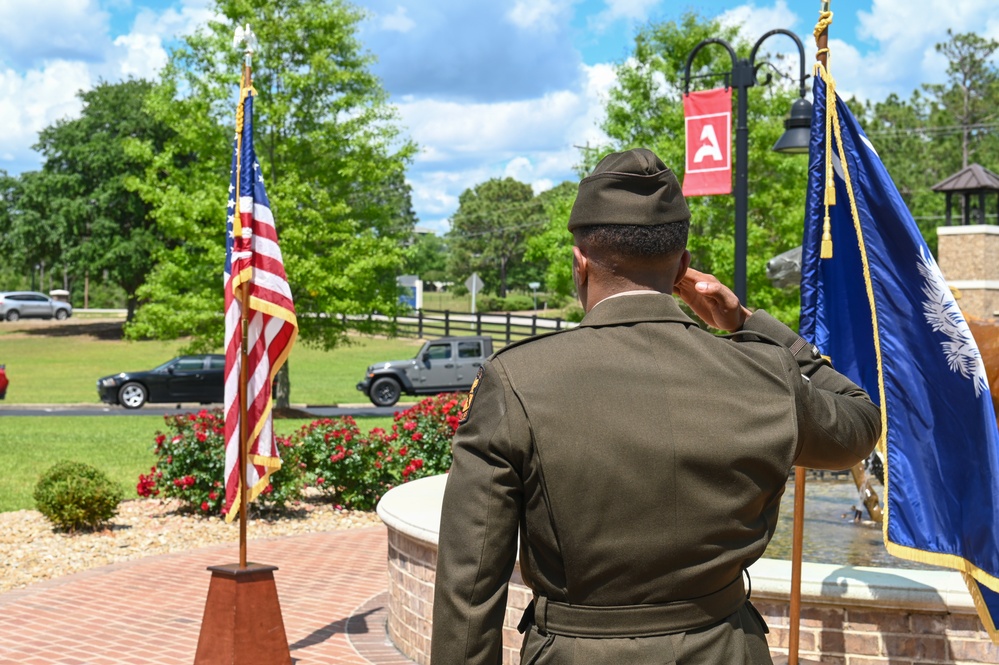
[673,250,692,288]
[572,245,588,286]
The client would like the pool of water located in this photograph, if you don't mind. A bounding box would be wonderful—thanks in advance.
[762,477,941,571]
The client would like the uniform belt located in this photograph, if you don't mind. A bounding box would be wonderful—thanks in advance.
[524,575,747,639]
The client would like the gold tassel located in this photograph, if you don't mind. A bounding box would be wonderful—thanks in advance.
[821,64,836,258]
[821,212,833,259]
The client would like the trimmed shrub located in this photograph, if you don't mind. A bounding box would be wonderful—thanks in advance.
[34,461,123,532]
[475,293,502,312]
[136,409,304,517]
[564,304,585,322]
[501,294,534,311]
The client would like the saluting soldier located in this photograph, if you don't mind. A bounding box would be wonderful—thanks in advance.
[431,148,881,665]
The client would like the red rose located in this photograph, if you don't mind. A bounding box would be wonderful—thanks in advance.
[201,502,209,512]
[411,432,423,442]
[403,421,417,431]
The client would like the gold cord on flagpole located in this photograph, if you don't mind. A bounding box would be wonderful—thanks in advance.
[815,1,835,260]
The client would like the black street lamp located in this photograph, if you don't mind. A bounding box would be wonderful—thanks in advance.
[683,29,812,304]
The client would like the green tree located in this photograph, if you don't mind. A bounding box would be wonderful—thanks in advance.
[927,30,999,169]
[446,177,544,298]
[858,31,999,242]
[404,232,449,283]
[127,0,416,352]
[525,181,577,300]
[590,12,809,325]
[1,80,171,318]
[856,91,944,246]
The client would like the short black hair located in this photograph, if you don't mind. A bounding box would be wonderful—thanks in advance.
[573,222,689,258]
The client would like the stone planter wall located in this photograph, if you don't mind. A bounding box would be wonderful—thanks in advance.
[379,475,999,665]
[937,225,999,319]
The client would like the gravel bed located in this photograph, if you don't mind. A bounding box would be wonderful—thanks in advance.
[0,497,382,593]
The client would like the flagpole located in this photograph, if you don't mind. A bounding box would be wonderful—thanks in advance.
[784,5,833,665]
[237,46,254,572]
[239,284,250,568]
[194,25,292,664]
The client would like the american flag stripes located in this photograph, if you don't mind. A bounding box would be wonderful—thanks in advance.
[223,83,298,522]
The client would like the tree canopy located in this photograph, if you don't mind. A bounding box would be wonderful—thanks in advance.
[126,0,416,351]
[856,30,999,244]
[0,79,172,318]
[446,177,545,298]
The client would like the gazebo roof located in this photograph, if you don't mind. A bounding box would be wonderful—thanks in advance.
[931,163,999,193]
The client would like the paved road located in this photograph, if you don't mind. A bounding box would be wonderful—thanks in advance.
[0,403,405,418]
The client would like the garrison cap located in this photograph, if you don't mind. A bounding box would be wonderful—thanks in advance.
[567,148,690,231]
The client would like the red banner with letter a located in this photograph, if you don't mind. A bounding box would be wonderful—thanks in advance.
[682,88,732,197]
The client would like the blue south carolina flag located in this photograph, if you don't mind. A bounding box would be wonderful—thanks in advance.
[800,64,999,642]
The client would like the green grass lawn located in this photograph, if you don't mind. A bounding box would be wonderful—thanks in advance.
[0,325,423,405]
[0,415,396,513]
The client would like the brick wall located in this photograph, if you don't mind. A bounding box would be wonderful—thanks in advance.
[753,599,999,664]
[937,225,999,319]
[385,527,999,664]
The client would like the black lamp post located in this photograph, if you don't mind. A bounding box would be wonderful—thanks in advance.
[683,29,812,305]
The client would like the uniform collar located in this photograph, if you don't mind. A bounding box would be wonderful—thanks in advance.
[578,291,698,329]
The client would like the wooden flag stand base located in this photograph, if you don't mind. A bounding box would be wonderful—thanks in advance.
[194,563,292,665]
[773,657,823,665]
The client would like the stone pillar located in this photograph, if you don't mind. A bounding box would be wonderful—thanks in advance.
[937,225,999,320]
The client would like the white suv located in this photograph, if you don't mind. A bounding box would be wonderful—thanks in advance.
[0,292,73,321]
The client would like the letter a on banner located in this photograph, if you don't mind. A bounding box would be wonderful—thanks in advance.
[682,88,732,196]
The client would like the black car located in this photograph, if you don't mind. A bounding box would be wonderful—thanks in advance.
[97,355,225,409]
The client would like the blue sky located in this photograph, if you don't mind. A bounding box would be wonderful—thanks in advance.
[2,0,997,233]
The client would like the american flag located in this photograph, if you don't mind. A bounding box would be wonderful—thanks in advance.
[223,85,298,522]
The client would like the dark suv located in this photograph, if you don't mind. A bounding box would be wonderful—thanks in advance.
[357,336,493,406]
[0,291,73,321]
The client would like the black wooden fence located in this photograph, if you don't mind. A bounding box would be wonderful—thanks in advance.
[340,309,574,345]
[395,309,571,345]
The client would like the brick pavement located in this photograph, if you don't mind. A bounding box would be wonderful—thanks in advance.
[0,525,416,665]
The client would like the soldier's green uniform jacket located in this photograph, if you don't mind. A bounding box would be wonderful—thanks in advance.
[430,292,881,665]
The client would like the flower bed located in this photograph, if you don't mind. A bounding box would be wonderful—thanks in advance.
[137,395,464,517]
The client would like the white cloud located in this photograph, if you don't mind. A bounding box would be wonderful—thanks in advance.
[112,33,168,79]
[717,0,799,41]
[400,61,614,227]
[827,0,999,103]
[380,6,416,33]
[129,0,215,44]
[589,0,661,33]
[0,0,109,68]
[0,0,218,174]
[361,0,583,102]
[105,0,214,80]
[0,60,91,171]
[507,0,568,32]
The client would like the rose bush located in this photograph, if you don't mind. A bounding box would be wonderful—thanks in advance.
[390,393,462,476]
[136,409,304,516]
[136,395,464,515]
[294,393,463,509]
